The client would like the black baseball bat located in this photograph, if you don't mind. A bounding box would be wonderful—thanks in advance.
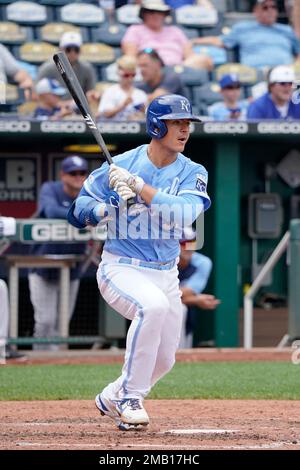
[53,51,135,205]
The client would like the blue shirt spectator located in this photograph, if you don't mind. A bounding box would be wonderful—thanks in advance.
[247,65,300,119]
[192,0,300,69]
[221,20,300,69]
[207,74,249,120]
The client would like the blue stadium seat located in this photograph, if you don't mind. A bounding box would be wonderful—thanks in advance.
[16,59,38,79]
[193,45,227,66]
[223,12,254,27]
[193,82,223,107]
[91,23,127,47]
[57,2,105,26]
[165,65,209,87]
[4,1,51,25]
[210,0,228,12]
[178,26,199,40]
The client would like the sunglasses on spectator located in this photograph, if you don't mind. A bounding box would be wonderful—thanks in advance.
[138,48,164,66]
[120,71,136,78]
[262,4,277,10]
[223,85,241,90]
[65,46,80,53]
[68,170,87,176]
[276,82,293,86]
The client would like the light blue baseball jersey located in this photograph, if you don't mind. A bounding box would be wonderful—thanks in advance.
[81,144,210,262]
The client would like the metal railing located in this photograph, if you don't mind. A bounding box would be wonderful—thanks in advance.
[243,231,290,349]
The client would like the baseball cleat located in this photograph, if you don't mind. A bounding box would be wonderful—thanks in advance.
[95,394,147,431]
[115,398,150,425]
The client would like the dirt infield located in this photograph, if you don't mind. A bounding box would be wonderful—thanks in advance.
[1,399,299,450]
[2,349,299,450]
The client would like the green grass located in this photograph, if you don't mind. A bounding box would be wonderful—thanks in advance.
[0,362,299,401]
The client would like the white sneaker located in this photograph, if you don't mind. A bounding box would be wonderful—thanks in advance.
[95,394,141,431]
[115,398,149,425]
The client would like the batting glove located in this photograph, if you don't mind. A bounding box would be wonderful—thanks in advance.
[109,164,145,194]
[113,181,136,201]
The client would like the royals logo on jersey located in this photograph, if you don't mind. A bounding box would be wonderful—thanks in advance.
[196,173,207,193]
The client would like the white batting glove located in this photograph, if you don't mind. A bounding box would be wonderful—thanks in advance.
[109,164,145,194]
[114,181,136,201]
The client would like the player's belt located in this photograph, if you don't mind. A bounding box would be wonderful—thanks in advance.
[102,250,177,271]
[118,257,177,271]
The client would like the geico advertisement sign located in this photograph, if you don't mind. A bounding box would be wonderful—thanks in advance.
[24,222,106,242]
[40,121,141,134]
[0,121,31,132]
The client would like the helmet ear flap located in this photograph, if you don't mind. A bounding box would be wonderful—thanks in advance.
[148,117,168,139]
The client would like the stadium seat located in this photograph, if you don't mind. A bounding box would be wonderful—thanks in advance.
[116,4,141,25]
[175,5,218,28]
[0,21,33,45]
[166,65,209,87]
[229,0,252,13]
[17,41,58,64]
[91,23,127,47]
[0,83,25,112]
[193,82,223,107]
[193,45,227,66]
[38,22,88,44]
[16,59,38,79]
[178,26,199,40]
[17,100,37,116]
[215,63,258,85]
[80,43,117,65]
[223,12,254,27]
[4,1,50,25]
[58,3,105,26]
[294,63,300,82]
[39,0,94,5]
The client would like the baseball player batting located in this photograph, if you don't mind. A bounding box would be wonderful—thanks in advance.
[68,94,211,430]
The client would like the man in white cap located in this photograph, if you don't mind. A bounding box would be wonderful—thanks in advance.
[247,65,300,119]
[37,31,97,100]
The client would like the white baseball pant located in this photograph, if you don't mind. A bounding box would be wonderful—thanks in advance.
[28,273,80,350]
[97,250,183,400]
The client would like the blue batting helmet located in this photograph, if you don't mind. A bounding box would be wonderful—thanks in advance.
[146,94,201,139]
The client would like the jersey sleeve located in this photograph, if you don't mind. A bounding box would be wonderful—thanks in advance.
[178,164,211,210]
[82,162,110,202]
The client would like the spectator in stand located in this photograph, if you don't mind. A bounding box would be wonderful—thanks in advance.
[33,78,73,120]
[192,0,300,69]
[37,32,97,101]
[247,65,300,119]
[122,0,213,70]
[136,48,185,101]
[97,55,147,121]
[0,43,33,97]
[207,74,249,121]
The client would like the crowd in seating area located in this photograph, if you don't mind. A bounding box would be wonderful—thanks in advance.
[0,0,300,121]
